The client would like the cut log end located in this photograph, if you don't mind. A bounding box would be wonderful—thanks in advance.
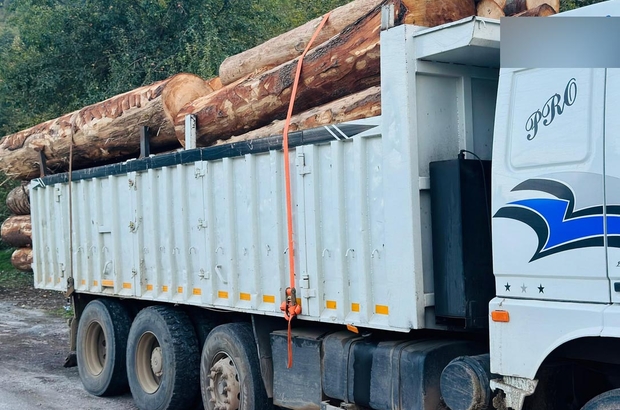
[11,247,33,272]
[514,3,556,16]
[1,215,32,248]
[403,0,476,27]
[477,0,505,19]
[6,184,30,215]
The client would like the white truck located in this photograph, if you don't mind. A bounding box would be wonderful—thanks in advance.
[29,2,620,409]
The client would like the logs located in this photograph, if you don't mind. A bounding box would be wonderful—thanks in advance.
[219,0,384,86]
[514,3,556,16]
[219,86,381,145]
[477,0,505,19]
[1,215,32,248]
[403,0,476,27]
[6,184,30,215]
[175,3,387,147]
[0,73,214,180]
[504,0,559,15]
[11,247,32,272]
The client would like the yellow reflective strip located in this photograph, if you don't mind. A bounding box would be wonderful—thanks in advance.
[326,300,337,309]
[218,291,229,299]
[146,284,154,291]
[351,303,360,312]
[102,280,114,287]
[193,288,202,296]
[122,282,132,289]
[93,280,98,286]
[177,286,183,294]
[162,285,169,292]
[376,305,389,315]
[81,279,86,286]
[263,295,275,303]
[240,293,251,301]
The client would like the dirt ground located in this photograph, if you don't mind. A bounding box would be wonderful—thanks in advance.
[0,275,138,410]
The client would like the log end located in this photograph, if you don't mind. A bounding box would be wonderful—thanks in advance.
[161,73,215,125]
[11,247,33,272]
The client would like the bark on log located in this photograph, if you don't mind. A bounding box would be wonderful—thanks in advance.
[219,0,384,86]
[514,3,556,15]
[175,4,390,147]
[1,215,32,248]
[11,247,32,272]
[6,184,30,215]
[477,0,505,18]
[0,73,214,180]
[504,0,558,15]
[403,0,476,27]
[218,86,381,145]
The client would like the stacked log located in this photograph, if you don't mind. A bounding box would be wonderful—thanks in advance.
[0,73,218,181]
[11,248,33,272]
[2,184,33,271]
[476,0,558,18]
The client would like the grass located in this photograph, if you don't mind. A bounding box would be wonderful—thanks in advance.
[0,248,32,288]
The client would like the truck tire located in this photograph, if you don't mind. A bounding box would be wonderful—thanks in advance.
[127,305,200,410]
[201,322,269,410]
[582,389,620,410]
[76,298,131,396]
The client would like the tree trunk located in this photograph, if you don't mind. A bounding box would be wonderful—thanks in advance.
[219,0,384,86]
[11,247,32,272]
[514,3,556,15]
[477,0,505,18]
[1,215,32,247]
[175,4,390,147]
[218,86,381,145]
[0,73,215,180]
[402,0,476,27]
[6,184,30,215]
[504,0,558,15]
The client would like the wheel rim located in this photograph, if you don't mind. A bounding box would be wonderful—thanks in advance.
[135,331,162,394]
[84,320,106,376]
[207,352,241,410]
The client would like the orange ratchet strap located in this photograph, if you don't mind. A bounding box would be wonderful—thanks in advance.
[280,11,331,369]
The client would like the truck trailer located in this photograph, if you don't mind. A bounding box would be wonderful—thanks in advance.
[28,2,620,409]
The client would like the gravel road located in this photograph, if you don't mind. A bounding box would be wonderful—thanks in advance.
[0,292,137,409]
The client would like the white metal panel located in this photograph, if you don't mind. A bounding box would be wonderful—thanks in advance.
[604,68,620,303]
[492,68,609,303]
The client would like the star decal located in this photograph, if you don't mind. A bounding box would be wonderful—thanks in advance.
[538,284,544,294]
[505,283,511,291]
[521,284,527,293]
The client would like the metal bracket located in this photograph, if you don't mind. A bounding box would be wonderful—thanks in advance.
[36,149,49,177]
[490,376,538,410]
[139,126,150,158]
[380,4,395,31]
[296,152,311,175]
[185,114,197,149]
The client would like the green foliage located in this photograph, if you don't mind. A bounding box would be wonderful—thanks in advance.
[560,0,606,11]
[0,249,20,277]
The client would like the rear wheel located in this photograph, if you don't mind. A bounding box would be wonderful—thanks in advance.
[201,322,269,410]
[76,298,131,396]
[582,389,620,410]
[127,305,200,410]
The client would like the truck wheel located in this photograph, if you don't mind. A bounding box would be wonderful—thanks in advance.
[76,298,131,396]
[201,322,269,410]
[127,306,200,410]
[582,389,620,409]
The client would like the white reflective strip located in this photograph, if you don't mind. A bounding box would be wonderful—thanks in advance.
[323,125,342,140]
[331,125,349,139]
